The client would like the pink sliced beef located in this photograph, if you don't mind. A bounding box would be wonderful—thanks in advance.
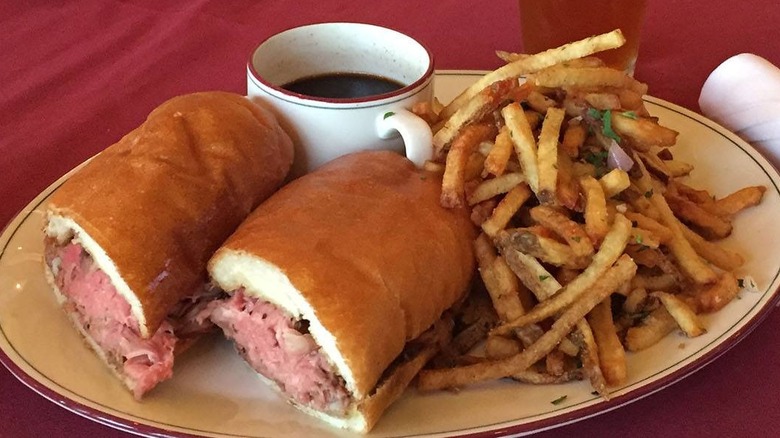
[46,241,214,399]
[209,290,351,414]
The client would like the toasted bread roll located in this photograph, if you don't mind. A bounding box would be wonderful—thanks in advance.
[44,91,293,398]
[208,151,476,432]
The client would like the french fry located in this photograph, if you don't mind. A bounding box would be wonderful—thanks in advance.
[525,110,544,131]
[562,56,607,68]
[556,151,582,210]
[512,369,583,385]
[588,296,628,386]
[629,227,661,249]
[555,266,582,286]
[714,186,766,216]
[417,255,636,391]
[441,123,496,208]
[624,211,673,244]
[496,228,586,269]
[605,199,622,223]
[575,319,608,397]
[558,336,581,357]
[562,94,588,118]
[412,101,441,125]
[637,150,672,181]
[580,175,610,245]
[665,190,733,239]
[514,323,544,348]
[627,186,662,222]
[651,292,706,337]
[482,184,533,237]
[571,160,597,179]
[671,180,713,204]
[501,248,562,301]
[530,66,648,95]
[530,205,595,258]
[664,159,694,177]
[465,150,488,182]
[496,52,605,69]
[679,222,744,271]
[696,271,740,313]
[440,29,626,119]
[546,349,567,377]
[630,273,679,292]
[536,108,565,204]
[496,229,588,270]
[624,306,678,352]
[526,90,558,114]
[475,234,527,322]
[615,274,633,296]
[616,87,645,111]
[622,287,648,314]
[485,335,522,359]
[633,157,718,284]
[477,140,494,157]
[467,173,525,206]
[625,247,683,286]
[599,168,631,198]
[584,92,622,110]
[470,198,498,226]
[495,50,529,63]
[561,120,587,158]
[434,78,522,153]
[484,126,513,176]
[672,181,735,220]
[503,102,540,194]
[611,113,679,150]
[493,214,632,334]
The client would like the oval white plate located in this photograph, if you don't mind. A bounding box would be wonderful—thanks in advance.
[1,71,780,438]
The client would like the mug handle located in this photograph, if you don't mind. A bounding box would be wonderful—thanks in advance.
[375,109,433,168]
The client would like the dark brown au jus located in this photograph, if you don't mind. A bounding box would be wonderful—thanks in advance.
[282,72,404,99]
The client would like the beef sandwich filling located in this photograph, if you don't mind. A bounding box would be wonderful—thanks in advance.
[209,290,351,415]
[44,239,217,399]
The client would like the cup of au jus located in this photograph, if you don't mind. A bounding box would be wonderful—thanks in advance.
[247,22,435,177]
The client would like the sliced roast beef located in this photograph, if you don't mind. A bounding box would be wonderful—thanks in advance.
[209,290,351,415]
[45,240,217,399]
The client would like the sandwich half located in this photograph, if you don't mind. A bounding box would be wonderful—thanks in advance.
[43,91,294,398]
[207,150,475,432]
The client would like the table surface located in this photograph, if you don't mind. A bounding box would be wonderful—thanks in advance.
[2,1,780,437]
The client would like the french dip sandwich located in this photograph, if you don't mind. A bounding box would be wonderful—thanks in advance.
[206,150,476,432]
[43,91,293,399]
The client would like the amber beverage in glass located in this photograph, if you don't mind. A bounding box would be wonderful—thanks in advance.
[518,0,647,75]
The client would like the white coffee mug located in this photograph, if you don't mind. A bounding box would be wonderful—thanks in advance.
[247,22,435,177]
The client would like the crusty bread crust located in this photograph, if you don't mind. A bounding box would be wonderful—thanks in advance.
[355,314,454,432]
[208,151,475,430]
[45,92,293,337]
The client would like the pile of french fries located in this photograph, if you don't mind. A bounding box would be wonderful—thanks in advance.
[414,30,766,397]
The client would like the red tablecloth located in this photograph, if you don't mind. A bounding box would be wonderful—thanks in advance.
[2,1,780,437]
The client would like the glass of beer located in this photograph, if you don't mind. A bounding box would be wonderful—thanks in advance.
[518,0,647,75]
